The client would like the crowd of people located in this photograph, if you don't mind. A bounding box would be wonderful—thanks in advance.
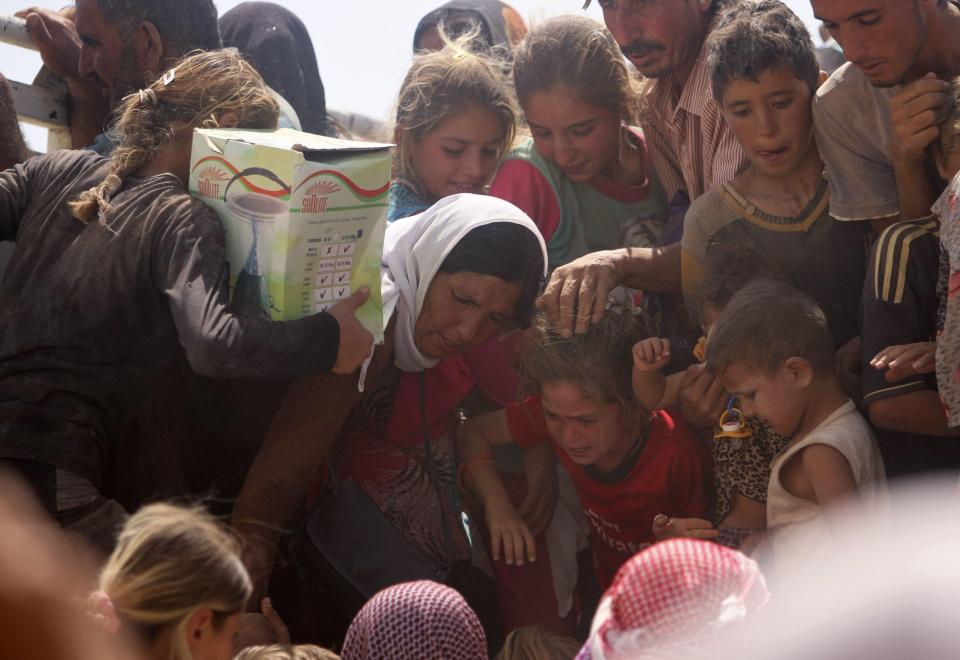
[1,0,960,658]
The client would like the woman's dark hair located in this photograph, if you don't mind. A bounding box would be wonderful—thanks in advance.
[438,222,544,327]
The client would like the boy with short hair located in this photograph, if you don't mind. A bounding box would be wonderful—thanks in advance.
[706,279,887,577]
[681,0,866,348]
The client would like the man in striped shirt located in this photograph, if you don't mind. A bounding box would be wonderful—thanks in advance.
[542,0,748,427]
[600,0,748,205]
[860,217,960,476]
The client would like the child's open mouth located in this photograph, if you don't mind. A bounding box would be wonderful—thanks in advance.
[757,147,789,163]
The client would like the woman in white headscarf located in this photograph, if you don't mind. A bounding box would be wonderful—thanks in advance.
[231,193,546,638]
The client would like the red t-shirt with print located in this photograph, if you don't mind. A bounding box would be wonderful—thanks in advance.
[506,396,711,588]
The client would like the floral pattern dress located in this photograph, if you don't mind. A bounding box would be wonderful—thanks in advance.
[933,174,960,427]
[327,356,482,571]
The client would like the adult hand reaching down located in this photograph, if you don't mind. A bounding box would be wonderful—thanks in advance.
[538,244,682,338]
[540,249,625,337]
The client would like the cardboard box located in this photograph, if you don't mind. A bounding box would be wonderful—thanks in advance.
[189,128,391,342]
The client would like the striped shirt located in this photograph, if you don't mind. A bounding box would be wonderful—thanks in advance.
[861,216,940,407]
[640,34,749,203]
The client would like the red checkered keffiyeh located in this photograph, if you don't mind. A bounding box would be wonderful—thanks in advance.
[576,539,769,659]
[341,580,487,660]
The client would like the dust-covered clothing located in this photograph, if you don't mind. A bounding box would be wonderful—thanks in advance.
[681,178,867,347]
[813,61,949,223]
[0,149,339,488]
[813,63,901,222]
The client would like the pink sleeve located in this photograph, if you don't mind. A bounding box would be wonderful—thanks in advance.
[489,159,561,244]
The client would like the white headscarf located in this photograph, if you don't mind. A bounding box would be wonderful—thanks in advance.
[381,193,547,373]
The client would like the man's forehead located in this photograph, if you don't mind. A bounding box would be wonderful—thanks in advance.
[74,0,106,30]
[812,0,892,21]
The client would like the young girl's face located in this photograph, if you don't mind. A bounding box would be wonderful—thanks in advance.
[720,66,816,179]
[540,380,635,472]
[523,85,622,183]
[406,103,506,201]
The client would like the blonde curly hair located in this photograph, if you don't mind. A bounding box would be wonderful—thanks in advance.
[70,48,279,223]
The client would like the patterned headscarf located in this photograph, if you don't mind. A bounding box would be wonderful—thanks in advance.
[576,539,769,660]
[341,580,487,660]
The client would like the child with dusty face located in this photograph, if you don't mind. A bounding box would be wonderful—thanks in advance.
[719,65,820,180]
[540,380,639,472]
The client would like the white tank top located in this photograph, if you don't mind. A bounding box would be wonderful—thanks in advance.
[767,399,888,578]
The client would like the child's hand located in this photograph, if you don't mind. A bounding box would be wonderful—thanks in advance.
[486,497,536,566]
[633,338,672,372]
[652,514,719,541]
[870,342,936,382]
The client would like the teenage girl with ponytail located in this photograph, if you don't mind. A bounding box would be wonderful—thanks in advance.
[0,49,373,548]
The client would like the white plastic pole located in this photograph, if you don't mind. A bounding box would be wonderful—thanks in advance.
[0,15,36,51]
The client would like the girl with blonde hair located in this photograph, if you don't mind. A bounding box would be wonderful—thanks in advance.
[92,503,250,660]
[0,49,373,549]
[388,33,518,221]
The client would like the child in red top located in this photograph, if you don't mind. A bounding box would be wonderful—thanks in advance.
[458,309,711,589]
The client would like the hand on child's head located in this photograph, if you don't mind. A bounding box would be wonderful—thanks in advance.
[633,338,671,371]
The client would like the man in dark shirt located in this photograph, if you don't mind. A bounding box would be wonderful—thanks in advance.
[861,217,960,477]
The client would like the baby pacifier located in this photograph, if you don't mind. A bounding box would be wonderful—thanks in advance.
[716,397,753,440]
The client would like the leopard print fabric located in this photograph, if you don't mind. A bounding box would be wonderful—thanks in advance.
[713,416,789,524]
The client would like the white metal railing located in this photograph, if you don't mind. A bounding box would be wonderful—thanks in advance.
[1,14,71,151]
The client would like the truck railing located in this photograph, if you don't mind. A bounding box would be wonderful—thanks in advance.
[0,14,71,151]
